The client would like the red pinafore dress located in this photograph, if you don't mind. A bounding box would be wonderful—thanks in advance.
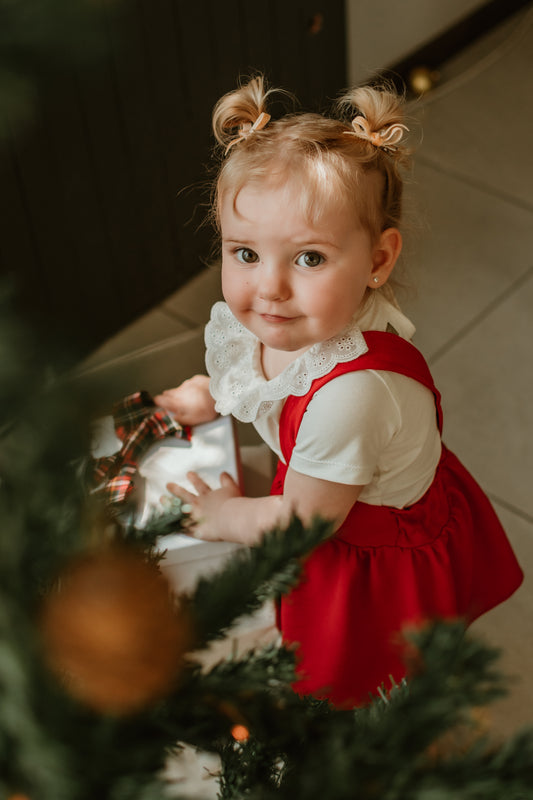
[271,331,523,707]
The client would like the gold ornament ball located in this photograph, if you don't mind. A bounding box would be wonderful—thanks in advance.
[408,66,440,95]
[40,547,190,715]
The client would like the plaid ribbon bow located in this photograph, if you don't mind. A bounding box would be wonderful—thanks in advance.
[90,390,190,505]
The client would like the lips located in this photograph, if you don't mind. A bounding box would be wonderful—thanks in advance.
[260,313,294,323]
[257,307,301,323]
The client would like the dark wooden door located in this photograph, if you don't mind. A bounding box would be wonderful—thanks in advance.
[0,1,346,357]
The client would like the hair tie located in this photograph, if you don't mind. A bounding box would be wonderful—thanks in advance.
[225,112,271,155]
[344,115,408,153]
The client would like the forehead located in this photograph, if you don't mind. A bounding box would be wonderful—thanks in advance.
[219,179,371,252]
[219,173,356,232]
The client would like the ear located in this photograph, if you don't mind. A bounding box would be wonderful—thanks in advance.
[367,228,403,288]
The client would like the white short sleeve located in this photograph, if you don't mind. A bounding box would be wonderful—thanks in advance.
[290,371,400,485]
[289,370,441,507]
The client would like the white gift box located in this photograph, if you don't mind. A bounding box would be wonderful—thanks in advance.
[91,411,277,644]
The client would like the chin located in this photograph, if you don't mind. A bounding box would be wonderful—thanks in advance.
[264,334,315,354]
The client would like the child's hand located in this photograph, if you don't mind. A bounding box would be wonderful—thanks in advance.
[166,471,242,541]
[154,375,217,426]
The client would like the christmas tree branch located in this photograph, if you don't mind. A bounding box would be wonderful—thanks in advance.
[1,287,532,800]
[215,621,533,800]
[180,514,333,649]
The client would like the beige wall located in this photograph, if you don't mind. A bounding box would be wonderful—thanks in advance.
[346,0,487,84]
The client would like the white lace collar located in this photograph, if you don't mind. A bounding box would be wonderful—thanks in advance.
[205,295,415,423]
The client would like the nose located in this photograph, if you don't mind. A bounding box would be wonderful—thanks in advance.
[258,261,290,302]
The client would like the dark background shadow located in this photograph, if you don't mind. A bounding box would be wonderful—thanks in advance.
[0,1,346,358]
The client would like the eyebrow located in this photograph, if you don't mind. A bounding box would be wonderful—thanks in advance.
[222,238,257,248]
[291,238,342,251]
[222,237,341,250]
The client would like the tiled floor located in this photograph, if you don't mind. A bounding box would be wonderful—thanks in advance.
[400,6,533,739]
[83,4,533,759]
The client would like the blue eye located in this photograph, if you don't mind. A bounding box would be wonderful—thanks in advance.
[235,248,259,264]
[296,251,324,268]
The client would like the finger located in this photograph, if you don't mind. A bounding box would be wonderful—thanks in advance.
[220,471,239,489]
[154,394,181,416]
[162,489,202,529]
[166,482,196,504]
[180,517,199,537]
[186,520,216,542]
[186,471,212,494]
[160,494,186,513]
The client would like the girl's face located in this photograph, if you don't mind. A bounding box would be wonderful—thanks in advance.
[220,179,400,357]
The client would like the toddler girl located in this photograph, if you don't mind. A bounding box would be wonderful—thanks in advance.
[155,76,523,707]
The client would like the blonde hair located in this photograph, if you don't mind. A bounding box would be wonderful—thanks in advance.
[211,73,410,251]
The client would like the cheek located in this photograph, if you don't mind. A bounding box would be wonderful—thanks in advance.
[315,286,368,335]
[220,264,236,301]
[221,265,249,307]
[305,275,365,318]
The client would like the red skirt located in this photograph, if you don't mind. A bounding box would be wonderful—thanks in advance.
[274,446,523,708]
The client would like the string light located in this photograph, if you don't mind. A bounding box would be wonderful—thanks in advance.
[231,724,250,742]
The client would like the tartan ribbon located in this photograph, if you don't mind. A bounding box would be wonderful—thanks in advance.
[90,390,190,504]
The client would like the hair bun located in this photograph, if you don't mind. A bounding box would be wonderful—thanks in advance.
[346,114,408,154]
[212,75,273,150]
[337,83,410,161]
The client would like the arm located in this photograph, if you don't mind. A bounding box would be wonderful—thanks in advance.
[164,371,387,542]
[167,468,363,545]
[153,374,217,426]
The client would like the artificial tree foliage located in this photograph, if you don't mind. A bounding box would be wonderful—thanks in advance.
[2,7,531,795]
[1,290,533,800]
